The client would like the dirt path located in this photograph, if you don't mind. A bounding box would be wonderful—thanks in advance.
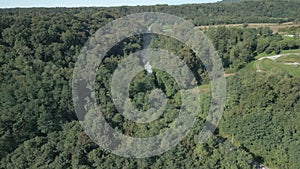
[258,54,284,61]
[224,73,235,77]
[256,52,300,72]
[258,53,300,61]
[256,61,263,72]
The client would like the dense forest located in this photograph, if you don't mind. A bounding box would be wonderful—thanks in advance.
[0,0,299,168]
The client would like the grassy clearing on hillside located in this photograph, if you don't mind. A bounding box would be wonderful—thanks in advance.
[259,59,300,77]
[198,22,300,33]
[277,54,300,63]
[240,53,300,77]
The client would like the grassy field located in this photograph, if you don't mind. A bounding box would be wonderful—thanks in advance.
[238,52,300,77]
[277,54,300,63]
[253,55,300,77]
[198,22,300,34]
[259,59,300,77]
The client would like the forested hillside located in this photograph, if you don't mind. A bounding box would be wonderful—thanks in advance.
[0,0,299,168]
[1,0,300,26]
[222,0,256,2]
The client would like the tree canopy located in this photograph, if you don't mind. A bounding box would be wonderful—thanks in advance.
[0,1,299,168]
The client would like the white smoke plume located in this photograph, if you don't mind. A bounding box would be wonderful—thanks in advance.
[144,61,153,74]
[142,33,153,74]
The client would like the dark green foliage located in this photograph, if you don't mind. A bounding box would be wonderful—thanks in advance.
[0,1,299,168]
[205,26,300,70]
[220,73,300,169]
